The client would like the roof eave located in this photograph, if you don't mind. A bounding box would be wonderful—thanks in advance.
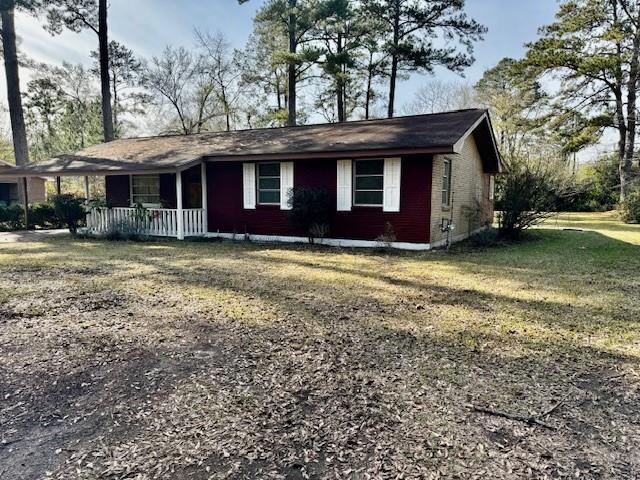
[0,157,203,177]
[204,146,455,163]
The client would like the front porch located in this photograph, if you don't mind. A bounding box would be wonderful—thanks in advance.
[85,206,207,238]
[81,161,209,240]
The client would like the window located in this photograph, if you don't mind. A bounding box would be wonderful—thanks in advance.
[131,175,161,206]
[0,183,17,204]
[353,159,384,206]
[442,159,452,207]
[257,163,280,205]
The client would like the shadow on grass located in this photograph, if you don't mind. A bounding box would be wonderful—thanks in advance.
[1,229,639,478]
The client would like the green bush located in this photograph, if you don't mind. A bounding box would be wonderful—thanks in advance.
[288,186,331,243]
[29,202,62,229]
[0,204,24,231]
[620,185,640,223]
[564,156,620,212]
[52,194,86,234]
[469,228,501,248]
[497,159,575,240]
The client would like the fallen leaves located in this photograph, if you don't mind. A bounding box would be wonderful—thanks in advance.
[0,233,638,479]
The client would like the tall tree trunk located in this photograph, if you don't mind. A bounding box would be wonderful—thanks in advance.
[387,6,400,119]
[287,0,297,126]
[628,14,640,175]
[1,4,29,167]
[275,70,282,111]
[621,28,640,200]
[111,70,119,138]
[365,52,374,120]
[336,34,345,122]
[388,57,398,119]
[1,2,29,225]
[98,0,114,142]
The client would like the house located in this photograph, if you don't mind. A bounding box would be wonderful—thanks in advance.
[0,160,46,205]
[1,109,501,249]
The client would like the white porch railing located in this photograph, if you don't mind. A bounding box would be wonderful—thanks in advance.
[86,207,206,238]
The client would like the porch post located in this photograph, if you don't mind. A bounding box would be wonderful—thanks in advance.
[55,176,61,195]
[22,177,29,228]
[84,176,91,200]
[176,170,184,240]
[201,161,208,234]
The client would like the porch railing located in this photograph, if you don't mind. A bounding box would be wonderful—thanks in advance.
[86,207,206,238]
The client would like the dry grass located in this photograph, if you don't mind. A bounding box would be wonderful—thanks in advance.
[0,213,639,479]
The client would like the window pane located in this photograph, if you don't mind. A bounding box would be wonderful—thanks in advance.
[259,177,280,190]
[132,175,160,205]
[355,159,384,175]
[442,190,449,206]
[355,175,383,190]
[258,163,280,177]
[258,190,280,204]
[355,191,383,205]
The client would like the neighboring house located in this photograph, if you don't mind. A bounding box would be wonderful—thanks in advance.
[2,109,501,249]
[0,160,46,205]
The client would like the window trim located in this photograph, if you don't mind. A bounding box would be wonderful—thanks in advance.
[442,158,453,208]
[352,158,384,207]
[256,162,281,206]
[130,174,161,208]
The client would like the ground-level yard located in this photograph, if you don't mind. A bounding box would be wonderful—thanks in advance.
[0,212,639,479]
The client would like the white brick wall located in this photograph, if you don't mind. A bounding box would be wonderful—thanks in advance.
[430,135,494,246]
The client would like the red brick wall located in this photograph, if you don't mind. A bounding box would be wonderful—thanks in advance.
[206,156,432,243]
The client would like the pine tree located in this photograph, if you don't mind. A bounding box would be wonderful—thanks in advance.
[524,0,640,200]
[360,0,486,118]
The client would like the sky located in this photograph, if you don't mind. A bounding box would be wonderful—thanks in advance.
[9,0,561,110]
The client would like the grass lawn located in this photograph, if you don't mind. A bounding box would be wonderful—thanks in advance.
[0,212,639,479]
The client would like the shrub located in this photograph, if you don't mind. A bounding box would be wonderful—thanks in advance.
[376,222,397,249]
[468,228,500,248]
[620,185,640,223]
[497,159,575,240]
[561,156,620,212]
[29,202,62,229]
[103,218,150,241]
[0,204,24,231]
[52,194,86,235]
[288,186,331,244]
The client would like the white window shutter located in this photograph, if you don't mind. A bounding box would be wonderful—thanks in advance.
[242,163,256,209]
[280,161,294,210]
[336,159,352,211]
[383,157,401,212]
[489,175,495,200]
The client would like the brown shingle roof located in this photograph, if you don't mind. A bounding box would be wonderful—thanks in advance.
[1,109,501,176]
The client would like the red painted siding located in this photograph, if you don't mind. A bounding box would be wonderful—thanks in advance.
[105,175,130,207]
[207,156,432,243]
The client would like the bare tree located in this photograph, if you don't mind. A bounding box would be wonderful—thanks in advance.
[195,30,243,132]
[143,46,222,135]
[403,80,478,115]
